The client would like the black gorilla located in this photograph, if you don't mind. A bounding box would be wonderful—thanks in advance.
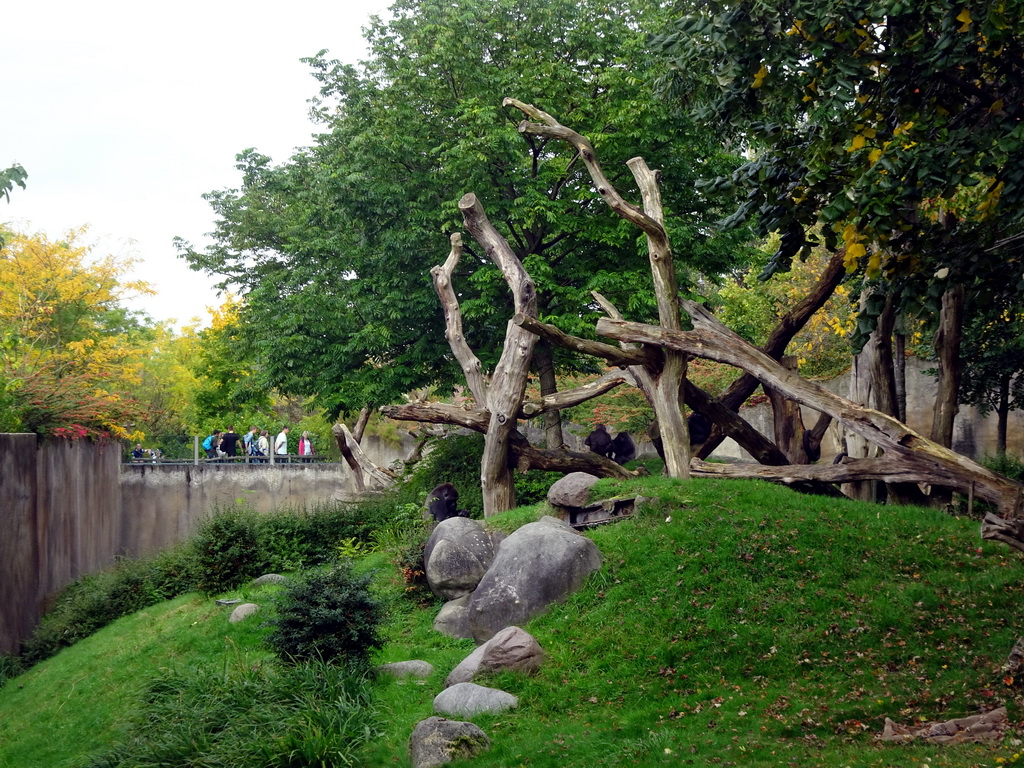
[611,431,636,465]
[427,482,470,523]
[584,424,614,458]
[687,413,712,446]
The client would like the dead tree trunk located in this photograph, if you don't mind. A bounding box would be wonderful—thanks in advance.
[766,356,809,464]
[507,98,690,476]
[594,302,1024,530]
[534,339,566,449]
[698,248,847,459]
[332,422,395,493]
[438,196,539,515]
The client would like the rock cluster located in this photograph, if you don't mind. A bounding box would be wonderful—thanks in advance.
[427,515,602,643]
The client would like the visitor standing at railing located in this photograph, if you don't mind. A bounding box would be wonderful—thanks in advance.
[220,427,241,458]
[299,431,315,462]
[275,426,290,461]
[256,430,270,462]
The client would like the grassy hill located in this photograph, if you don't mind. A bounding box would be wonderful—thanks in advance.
[2,477,1022,767]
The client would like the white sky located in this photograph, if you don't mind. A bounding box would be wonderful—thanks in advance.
[2,0,391,328]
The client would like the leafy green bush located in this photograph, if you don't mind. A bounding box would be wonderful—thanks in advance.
[266,564,385,665]
[191,506,266,594]
[983,452,1024,483]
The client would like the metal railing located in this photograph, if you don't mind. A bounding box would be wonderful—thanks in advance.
[124,436,331,466]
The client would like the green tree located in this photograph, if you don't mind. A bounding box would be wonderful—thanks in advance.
[179,0,749,436]
[656,0,1024,448]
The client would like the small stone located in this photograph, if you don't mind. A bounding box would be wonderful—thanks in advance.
[228,603,259,623]
[379,660,435,680]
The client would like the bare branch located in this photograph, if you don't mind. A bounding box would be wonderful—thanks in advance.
[519,369,631,418]
[431,232,487,404]
[512,312,652,368]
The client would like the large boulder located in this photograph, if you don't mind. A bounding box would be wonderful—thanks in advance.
[433,682,519,717]
[546,472,601,508]
[408,717,490,768]
[466,516,602,642]
[445,625,544,687]
[378,660,434,680]
[433,595,473,639]
[424,517,497,600]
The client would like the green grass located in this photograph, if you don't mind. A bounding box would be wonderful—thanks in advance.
[3,478,1024,768]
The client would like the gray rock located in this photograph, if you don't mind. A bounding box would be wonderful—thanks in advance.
[379,660,435,680]
[252,573,287,585]
[408,717,490,768]
[466,516,602,642]
[424,517,496,600]
[215,598,241,606]
[433,595,474,639]
[546,472,601,508]
[433,682,519,717]
[445,625,544,687]
[228,603,259,623]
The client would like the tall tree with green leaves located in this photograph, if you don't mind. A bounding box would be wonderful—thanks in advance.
[656,0,1024,448]
[179,0,749,441]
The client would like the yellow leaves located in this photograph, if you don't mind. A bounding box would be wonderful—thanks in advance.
[977,181,1005,219]
[893,121,915,136]
[751,64,768,89]
[956,8,972,32]
[848,134,867,152]
[786,19,805,36]
[868,148,883,165]
[842,224,869,273]
[990,99,1005,114]
[844,242,866,271]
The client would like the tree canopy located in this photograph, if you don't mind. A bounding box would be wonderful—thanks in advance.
[656,0,1024,348]
[178,0,751,417]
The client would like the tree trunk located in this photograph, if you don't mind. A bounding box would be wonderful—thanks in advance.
[765,356,808,464]
[997,373,1010,456]
[595,301,1024,519]
[931,284,965,448]
[456,195,538,516]
[332,422,394,492]
[534,339,565,449]
[894,329,908,423]
[352,404,373,443]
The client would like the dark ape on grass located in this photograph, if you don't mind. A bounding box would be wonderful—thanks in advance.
[584,424,614,458]
[610,431,636,465]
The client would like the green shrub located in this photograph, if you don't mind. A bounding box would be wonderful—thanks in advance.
[983,452,1024,483]
[191,506,266,595]
[266,564,385,666]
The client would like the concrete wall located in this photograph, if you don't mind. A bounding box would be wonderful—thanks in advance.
[0,435,122,654]
[0,433,414,654]
[119,462,363,558]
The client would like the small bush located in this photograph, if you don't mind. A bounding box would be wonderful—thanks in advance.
[191,506,266,595]
[266,563,385,665]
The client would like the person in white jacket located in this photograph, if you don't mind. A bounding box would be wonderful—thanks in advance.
[274,427,290,460]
